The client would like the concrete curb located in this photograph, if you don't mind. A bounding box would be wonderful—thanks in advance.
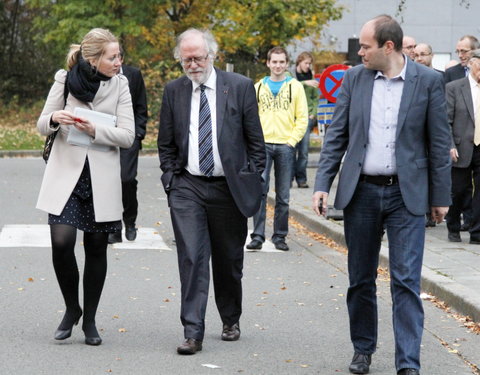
[268,194,480,322]
[0,148,159,158]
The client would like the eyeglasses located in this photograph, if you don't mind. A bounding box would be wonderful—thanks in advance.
[180,55,209,66]
[414,53,432,58]
[456,49,472,55]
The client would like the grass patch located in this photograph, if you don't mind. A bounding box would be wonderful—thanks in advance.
[0,100,159,151]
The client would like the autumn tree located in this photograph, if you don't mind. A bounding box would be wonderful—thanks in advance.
[8,0,343,114]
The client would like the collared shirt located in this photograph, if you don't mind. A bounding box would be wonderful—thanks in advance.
[468,73,480,117]
[186,68,224,176]
[362,57,407,176]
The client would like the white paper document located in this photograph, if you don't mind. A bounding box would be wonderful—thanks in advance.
[67,107,117,151]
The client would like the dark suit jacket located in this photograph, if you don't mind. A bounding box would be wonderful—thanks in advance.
[446,77,476,168]
[122,65,148,140]
[314,59,452,215]
[158,68,266,217]
[445,63,466,84]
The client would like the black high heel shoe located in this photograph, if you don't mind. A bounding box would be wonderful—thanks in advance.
[82,323,102,346]
[54,309,82,340]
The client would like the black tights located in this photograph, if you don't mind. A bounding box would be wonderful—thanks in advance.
[50,224,108,336]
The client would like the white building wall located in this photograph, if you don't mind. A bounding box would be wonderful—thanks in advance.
[289,0,480,71]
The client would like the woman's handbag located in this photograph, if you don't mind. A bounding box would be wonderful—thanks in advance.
[42,73,69,163]
[42,132,57,162]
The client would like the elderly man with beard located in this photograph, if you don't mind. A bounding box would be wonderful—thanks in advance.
[158,28,266,355]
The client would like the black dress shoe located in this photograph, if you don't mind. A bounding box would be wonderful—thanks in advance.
[83,323,102,346]
[460,223,471,231]
[274,241,289,251]
[125,225,137,241]
[448,232,461,242]
[221,322,240,341]
[397,368,420,375]
[470,238,480,245]
[54,309,82,340]
[349,352,371,374]
[297,182,309,188]
[177,338,202,354]
[425,218,436,227]
[246,239,263,250]
[108,232,122,244]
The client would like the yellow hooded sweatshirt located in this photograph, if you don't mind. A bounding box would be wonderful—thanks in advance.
[254,76,308,147]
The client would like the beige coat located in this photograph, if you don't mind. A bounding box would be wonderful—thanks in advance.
[36,69,135,222]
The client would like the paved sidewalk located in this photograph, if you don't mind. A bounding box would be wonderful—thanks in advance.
[268,153,480,322]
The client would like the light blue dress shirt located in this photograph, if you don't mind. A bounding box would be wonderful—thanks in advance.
[362,58,407,176]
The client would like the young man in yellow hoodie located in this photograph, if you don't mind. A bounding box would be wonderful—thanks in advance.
[247,47,308,251]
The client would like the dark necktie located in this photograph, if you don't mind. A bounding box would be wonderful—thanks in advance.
[198,84,214,177]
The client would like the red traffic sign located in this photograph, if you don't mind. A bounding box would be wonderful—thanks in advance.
[319,64,350,103]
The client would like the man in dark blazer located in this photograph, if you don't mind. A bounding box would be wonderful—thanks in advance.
[158,28,265,355]
[446,49,480,244]
[445,35,480,232]
[108,54,148,243]
[312,15,451,375]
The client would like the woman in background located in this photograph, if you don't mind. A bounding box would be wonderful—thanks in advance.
[36,28,134,346]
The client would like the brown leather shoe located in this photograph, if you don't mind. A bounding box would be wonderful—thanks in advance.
[221,323,240,341]
[177,338,202,355]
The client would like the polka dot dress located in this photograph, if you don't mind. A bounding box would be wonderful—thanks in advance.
[48,158,121,233]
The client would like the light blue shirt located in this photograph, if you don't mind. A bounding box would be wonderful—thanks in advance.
[362,58,407,176]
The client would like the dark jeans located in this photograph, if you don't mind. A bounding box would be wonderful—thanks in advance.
[251,143,294,243]
[343,181,425,371]
[447,145,480,239]
[293,118,315,184]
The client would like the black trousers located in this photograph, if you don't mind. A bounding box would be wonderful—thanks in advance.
[447,145,480,239]
[120,139,141,226]
[169,171,247,341]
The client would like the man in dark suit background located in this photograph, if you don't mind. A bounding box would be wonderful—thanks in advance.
[413,42,445,228]
[312,15,451,375]
[108,51,148,243]
[445,35,480,232]
[158,28,265,355]
[446,49,480,244]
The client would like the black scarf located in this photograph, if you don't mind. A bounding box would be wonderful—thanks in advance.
[295,69,313,82]
[68,56,112,103]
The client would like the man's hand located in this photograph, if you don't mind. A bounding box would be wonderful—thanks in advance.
[312,191,328,217]
[430,206,449,224]
[450,148,458,163]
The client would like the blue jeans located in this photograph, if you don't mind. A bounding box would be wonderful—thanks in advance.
[251,143,294,243]
[343,181,425,371]
[293,118,315,184]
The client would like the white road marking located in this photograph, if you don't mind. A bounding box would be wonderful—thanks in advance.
[0,225,171,251]
[113,228,171,250]
[0,224,50,247]
[244,231,284,253]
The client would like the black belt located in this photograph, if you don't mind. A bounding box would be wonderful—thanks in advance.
[185,170,226,182]
[359,174,398,186]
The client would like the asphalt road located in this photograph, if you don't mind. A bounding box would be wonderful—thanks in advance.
[1,156,480,374]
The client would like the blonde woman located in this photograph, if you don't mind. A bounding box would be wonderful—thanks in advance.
[36,28,134,346]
